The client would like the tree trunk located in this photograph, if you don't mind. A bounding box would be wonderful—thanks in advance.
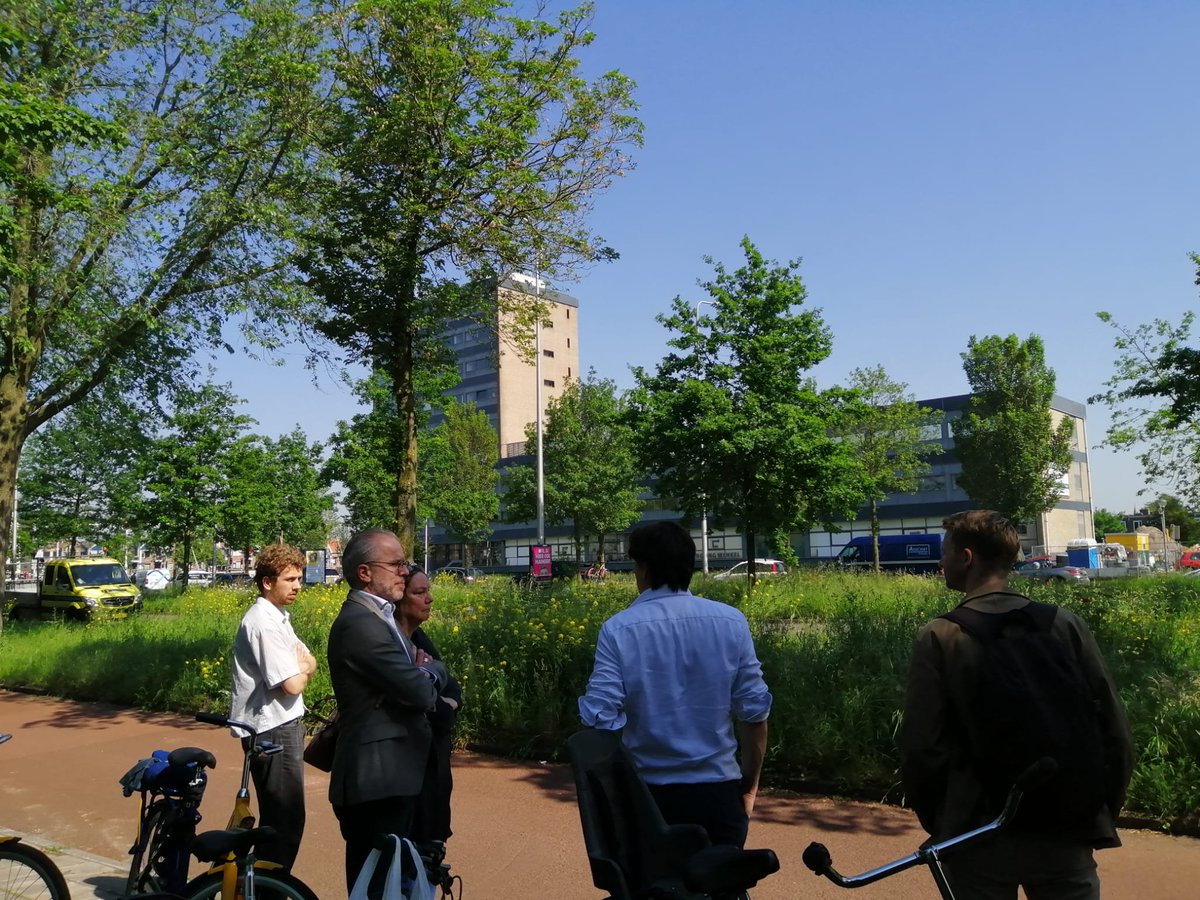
[389,242,421,554]
[0,376,31,571]
[180,533,193,593]
[870,499,881,573]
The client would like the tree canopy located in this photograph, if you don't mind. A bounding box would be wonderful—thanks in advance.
[16,384,150,555]
[836,366,943,571]
[419,401,499,565]
[222,429,332,561]
[952,334,1074,523]
[297,0,641,550]
[133,383,253,585]
[503,372,642,562]
[1092,508,1126,539]
[1092,259,1200,505]
[1,0,325,550]
[630,238,864,573]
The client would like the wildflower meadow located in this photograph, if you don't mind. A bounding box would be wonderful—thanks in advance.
[2,570,1198,828]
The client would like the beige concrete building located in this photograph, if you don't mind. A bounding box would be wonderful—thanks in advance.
[432,274,580,458]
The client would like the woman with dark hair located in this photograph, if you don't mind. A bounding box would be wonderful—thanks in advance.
[396,567,462,843]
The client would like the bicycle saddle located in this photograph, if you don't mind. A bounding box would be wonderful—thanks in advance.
[683,846,780,895]
[167,747,217,769]
[191,826,279,863]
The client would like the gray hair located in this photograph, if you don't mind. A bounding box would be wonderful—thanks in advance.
[342,529,398,589]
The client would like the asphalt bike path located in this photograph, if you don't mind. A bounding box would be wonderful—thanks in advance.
[1,691,1197,899]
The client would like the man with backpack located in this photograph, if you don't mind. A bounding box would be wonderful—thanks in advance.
[900,510,1133,900]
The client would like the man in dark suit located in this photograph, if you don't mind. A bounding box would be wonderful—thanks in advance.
[327,528,449,890]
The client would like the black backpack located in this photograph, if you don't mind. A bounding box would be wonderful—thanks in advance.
[941,600,1107,832]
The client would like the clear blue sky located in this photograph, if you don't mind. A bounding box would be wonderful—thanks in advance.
[219,1,1200,515]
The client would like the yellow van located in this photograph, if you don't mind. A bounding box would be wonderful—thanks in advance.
[36,558,142,619]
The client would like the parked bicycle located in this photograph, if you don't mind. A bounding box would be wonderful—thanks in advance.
[0,734,73,900]
[121,712,317,900]
[802,758,1056,900]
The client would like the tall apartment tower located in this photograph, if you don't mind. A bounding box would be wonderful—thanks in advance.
[433,275,580,459]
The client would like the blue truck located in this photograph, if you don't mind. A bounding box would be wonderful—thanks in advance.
[835,533,944,573]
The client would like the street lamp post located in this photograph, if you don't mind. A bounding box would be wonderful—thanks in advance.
[535,263,546,547]
[694,300,718,575]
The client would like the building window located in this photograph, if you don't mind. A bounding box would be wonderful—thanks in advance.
[543,378,556,387]
[543,349,554,358]
[918,475,945,494]
[568,367,571,378]
[567,337,571,348]
[566,309,570,319]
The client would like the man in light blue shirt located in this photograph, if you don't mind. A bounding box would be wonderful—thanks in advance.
[579,521,772,847]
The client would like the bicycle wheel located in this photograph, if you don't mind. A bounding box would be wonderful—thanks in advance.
[179,867,320,900]
[0,841,71,900]
[127,802,167,894]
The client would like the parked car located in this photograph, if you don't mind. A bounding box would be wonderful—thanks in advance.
[713,559,788,580]
[435,565,483,584]
[213,571,254,587]
[174,570,213,587]
[1012,560,1091,584]
[1177,549,1200,570]
[133,568,171,592]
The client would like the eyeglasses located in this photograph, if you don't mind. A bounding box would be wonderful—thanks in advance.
[366,560,410,574]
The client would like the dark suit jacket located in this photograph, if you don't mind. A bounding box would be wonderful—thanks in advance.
[327,590,449,807]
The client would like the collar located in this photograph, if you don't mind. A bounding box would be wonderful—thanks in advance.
[255,595,290,622]
[354,589,393,612]
[632,585,690,604]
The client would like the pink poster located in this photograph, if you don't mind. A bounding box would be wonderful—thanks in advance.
[531,544,553,582]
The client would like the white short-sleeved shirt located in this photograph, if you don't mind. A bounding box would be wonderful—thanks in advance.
[230,596,308,736]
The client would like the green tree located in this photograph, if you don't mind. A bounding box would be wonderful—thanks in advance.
[297,0,641,550]
[134,384,253,588]
[16,384,154,554]
[323,374,408,533]
[1092,284,1200,505]
[503,373,643,563]
[836,366,944,572]
[420,402,499,565]
[952,334,1074,522]
[630,238,864,576]
[1093,508,1126,539]
[1145,495,1200,546]
[0,1,325,553]
[223,429,332,562]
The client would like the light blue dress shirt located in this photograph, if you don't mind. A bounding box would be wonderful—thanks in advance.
[578,585,772,784]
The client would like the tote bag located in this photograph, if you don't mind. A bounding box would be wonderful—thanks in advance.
[348,834,436,900]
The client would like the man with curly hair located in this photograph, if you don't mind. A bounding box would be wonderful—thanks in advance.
[230,542,318,872]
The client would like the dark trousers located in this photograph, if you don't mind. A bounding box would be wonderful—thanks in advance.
[942,834,1100,900]
[648,779,748,848]
[334,794,417,893]
[244,716,306,872]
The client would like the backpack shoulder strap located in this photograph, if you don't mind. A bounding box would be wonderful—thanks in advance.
[941,605,1005,641]
[941,597,1057,642]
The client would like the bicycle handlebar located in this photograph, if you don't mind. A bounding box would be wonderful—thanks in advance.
[195,711,258,740]
[803,757,1058,889]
